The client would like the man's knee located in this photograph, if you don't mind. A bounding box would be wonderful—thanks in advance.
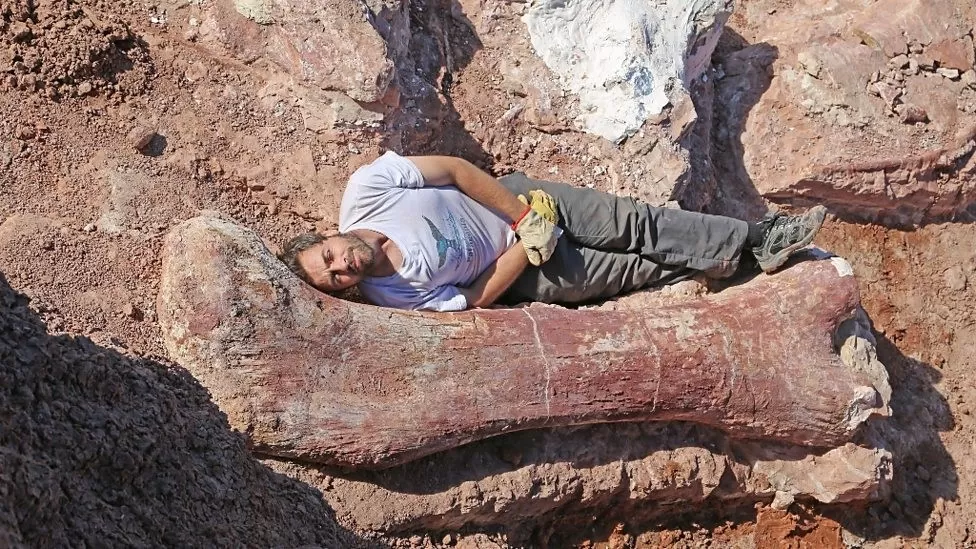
[499,172,540,196]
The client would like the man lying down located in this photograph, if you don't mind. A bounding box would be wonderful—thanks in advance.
[279,152,826,312]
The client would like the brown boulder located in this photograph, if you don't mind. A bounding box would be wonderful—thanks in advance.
[928,36,976,72]
[760,125,976,226]
[194,0,396,102]
[853,0,968,51]
[283,427,891,534]
[730,0,976,225]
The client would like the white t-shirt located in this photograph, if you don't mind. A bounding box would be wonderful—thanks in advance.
[338,152,518,311]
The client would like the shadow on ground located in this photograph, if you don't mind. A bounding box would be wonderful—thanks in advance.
[824,333,957,541]
[0,272,364,547]
[690,29,778,222]
[380,0,495,169]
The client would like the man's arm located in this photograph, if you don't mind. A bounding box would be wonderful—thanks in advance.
[458,243,530,308]
[407,156,527,223]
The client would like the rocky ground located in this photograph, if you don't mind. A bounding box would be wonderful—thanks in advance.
[1,0,975,547]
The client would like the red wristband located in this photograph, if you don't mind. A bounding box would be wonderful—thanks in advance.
[511,205,532,230]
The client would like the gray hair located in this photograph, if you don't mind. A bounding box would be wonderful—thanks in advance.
[278,232,325,285]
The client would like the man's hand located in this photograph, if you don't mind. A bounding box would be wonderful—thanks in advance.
[514,209,559,266]
[517,189,559,225]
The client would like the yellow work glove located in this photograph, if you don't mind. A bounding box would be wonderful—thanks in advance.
[513,209,559,266]
[517,189,559,225]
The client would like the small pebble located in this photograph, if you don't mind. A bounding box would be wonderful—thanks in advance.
[916,465,931,481]
[897,104,929,124]
[889,54,909,68]
[960,70,976,88]
[128,126,157,152]
[944,266,967,291]
[122,303,144,321]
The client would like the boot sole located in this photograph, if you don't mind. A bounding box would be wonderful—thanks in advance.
[759,206,827,273]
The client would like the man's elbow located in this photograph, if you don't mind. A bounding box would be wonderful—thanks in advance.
[447,157,482,181]
[460,288,492,309]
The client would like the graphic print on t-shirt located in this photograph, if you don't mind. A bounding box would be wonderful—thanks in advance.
[423,213,476,269]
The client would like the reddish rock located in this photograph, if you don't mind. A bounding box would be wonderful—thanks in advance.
[760,126,976,224]
[928,36,976,72]
[305,421,890,532]
[889,54,910,69]
[853,0,967,51]
[157,215,891,469]
[127,126,156,151]
[896,103,929,124]
[733,0,976,226]
[10,22,32,42]
[916,53,937,70]
[195,0,397,102]
[870,81,902,108]
[14,125,36,140]
[776,38,886,127]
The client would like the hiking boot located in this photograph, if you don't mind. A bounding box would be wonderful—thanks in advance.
[751,205,827,273]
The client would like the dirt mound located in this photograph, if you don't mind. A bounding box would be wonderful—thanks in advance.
[0,0,152,100]
[0,273,356,547]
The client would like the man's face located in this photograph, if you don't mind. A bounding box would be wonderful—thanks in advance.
[297,233,376,292]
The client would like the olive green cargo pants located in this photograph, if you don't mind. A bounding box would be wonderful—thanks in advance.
[499,173,750,305]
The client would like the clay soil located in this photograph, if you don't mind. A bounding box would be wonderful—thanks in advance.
[1,0,975,547]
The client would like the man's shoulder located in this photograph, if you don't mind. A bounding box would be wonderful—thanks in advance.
[348,151,423,191]
[339,152,422,230]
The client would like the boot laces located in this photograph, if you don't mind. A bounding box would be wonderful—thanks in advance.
[763,213,808,252]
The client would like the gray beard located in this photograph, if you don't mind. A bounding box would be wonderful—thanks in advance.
[343,233,376,274]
